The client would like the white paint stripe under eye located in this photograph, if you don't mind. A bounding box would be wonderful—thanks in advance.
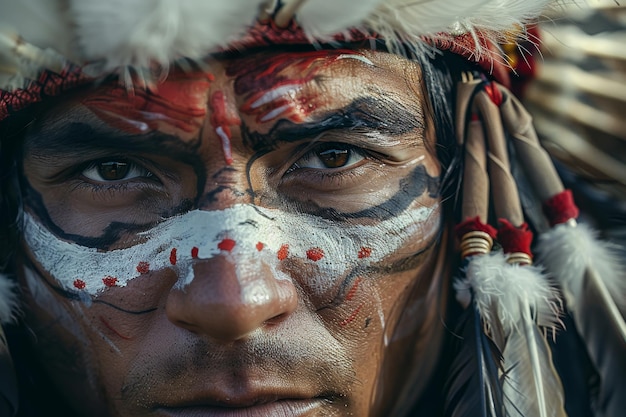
[24,203,438,296]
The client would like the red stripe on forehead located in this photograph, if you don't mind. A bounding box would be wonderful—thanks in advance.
[81,73,213,135]
[227,49,363,96]
[232,50,359,124]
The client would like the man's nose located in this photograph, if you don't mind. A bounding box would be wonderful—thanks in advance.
[165,255,299,341]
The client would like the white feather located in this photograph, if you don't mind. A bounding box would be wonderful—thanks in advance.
[0,29,66,91]
[364,0,558,61]
[457,251,566,417]
[367,0,554,37]
[460,251,561,339]
[296,0,381,39]
[67,0,262,71]
[0,0,563,84]
[0,0,75,60]
[502,312,566,417]
[0,274,18,324]
[536,221,626,417]
[536,221,626,318]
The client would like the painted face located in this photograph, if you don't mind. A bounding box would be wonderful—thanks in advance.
[17,49,449,417]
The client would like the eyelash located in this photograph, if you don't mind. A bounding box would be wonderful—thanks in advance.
[286,142,370,173]
[281,141,387,189]
[67,158,162,198]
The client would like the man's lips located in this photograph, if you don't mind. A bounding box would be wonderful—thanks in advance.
[151,384,340,417]
[155,396,331,417]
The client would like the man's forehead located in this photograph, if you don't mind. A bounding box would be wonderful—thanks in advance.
[31,49,425,134]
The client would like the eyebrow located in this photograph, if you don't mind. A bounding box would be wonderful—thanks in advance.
[242,95,425,153]
[22,119,208,199]
[24,120,201,160]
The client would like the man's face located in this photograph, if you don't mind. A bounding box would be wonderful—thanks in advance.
[16,49,447,416]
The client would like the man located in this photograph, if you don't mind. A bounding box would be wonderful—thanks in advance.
[0,1,624,416]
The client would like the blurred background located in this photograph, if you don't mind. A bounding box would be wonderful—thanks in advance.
[525,1,626,245]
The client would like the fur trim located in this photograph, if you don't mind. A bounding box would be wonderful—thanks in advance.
[536,222,626,312]
[368,0,553,38]
[0,29,66,91]
[455,251,561,335]
[68,0,261,71]
[0,274,18,324]
[297,0,382,38]
[0,0,559,81]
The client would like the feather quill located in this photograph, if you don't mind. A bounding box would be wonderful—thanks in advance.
[0,274,17,325]
[461,252,566,417]
[536,222,626,417]
[445,284,505,417]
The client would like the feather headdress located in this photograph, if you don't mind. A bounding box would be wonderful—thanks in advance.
[2,1,625,417]
[0,0,561,119]
[1,0,557,71]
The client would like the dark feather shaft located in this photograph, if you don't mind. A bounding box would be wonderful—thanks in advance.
[0,326,17,417]
[444,303,505,417]
[575,268,626,417]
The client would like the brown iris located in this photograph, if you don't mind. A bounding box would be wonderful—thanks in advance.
[317,146,349,168]
[97,161,130,181]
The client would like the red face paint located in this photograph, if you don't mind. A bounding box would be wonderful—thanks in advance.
[209,91,241,165]
[136,261,150,274]
[306,247,325,262]
[102,276,118,287]
[340,304,363,327]
[217,238,236,252]
[100,316,131,340]
[73,279,86,289]
[358,247,372,259]
[169,248,177,265]
[191,247,199,258]
[83,72,213,135]
[277,244,289,261]
[256,242,265,251]
[345,277,362,302]
[229,50,361,124]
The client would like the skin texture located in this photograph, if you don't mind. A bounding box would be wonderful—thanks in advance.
[16,49,449,417]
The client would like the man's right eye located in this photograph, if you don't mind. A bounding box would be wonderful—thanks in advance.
[82,160,154,182]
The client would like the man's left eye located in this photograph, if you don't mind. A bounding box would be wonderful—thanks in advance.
[82,160,153,182]
[292,143,366,170]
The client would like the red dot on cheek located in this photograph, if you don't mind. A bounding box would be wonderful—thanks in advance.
[218,238,236,252]
[256,242,264,251]
[277,244,289,261]
[358,247,372,259]
[191,247,199,258]
[136,261,150,274]
[170,248,177,265]
[103,276,118,287]
[306,247,325,262]
[73,279,86,289]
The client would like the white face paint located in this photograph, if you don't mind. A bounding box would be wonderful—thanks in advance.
[23,203,438,296]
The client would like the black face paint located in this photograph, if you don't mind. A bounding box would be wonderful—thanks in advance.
[20,182,194,250]
[23,121,208,204]
[241,97,424,154]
